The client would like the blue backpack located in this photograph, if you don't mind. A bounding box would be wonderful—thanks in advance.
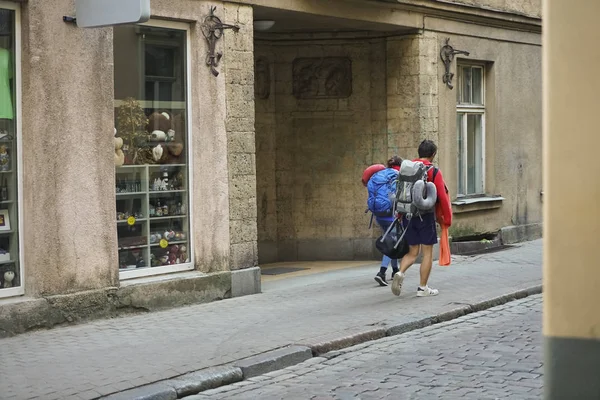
[367,168,398,217]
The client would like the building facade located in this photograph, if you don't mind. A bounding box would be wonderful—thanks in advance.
[0,0,541,335]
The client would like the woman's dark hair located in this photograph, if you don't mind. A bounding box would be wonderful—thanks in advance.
[418,140,437,158]
[387,155,403,168]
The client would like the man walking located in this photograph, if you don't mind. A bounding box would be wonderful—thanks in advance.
[373,156,402,286]
[391,140,452,297]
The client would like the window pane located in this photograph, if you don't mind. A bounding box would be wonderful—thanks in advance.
[114,25,191,274]
[466,114,483,194]
[457,113,465,195]
[472,67,483,105]
[461,66,472,104]
[0,7,21,292]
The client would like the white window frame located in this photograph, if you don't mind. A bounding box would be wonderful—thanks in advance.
[456,64,486,197]
[117,19,194,280]
[0,1,24,298]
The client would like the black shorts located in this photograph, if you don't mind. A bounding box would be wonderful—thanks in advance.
[402,212,438,246]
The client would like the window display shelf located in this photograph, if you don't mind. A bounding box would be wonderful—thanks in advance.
[0,230,15,236]
[116,165,147,169]
[0,170,13,174]
[150,240,187,247]
[148,164,186,168]
[149,190,185,194]
[0,200,14,204]
[0,260,16,265]
[116,162,189,275]
[150,215,186,221]
[116,191,146,196]
[117,218,148,224]
[118,244,149,251]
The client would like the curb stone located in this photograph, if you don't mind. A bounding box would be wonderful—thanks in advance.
[234,345,313,378]
[101,366,243,400]
[100,285,542,399]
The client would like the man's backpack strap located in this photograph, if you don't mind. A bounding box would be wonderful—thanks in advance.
[431,167,439,184]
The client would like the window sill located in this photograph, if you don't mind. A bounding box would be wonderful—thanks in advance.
[452,195,504,214]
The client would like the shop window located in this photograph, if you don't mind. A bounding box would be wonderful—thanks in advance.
[0,4,22,297]
[113,21,192,279]
[457,65,485,196]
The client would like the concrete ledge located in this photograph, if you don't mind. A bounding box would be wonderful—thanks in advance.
[500,223,543,244]
[169,366,243,397]
[307,328,387,356]
[103,382,177,400]
[102,365,244,399]
[234,345,313,378]
[231,267,261,298]
[0,271,232,338]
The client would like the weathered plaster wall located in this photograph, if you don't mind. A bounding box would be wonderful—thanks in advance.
[255,38,388,262]
[435,28,542,235]
[145,0,234,273]
[18,0,239,299]
[20,0,116,295]
[443,0,541,18]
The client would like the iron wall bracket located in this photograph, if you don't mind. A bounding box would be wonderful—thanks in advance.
[201,6,240,77]
[440,38,470,89]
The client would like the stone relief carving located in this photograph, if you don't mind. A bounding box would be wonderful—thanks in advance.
[255,57,271,100]
[292,57,352,99]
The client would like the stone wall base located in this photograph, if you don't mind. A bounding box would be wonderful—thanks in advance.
[231,267,262,298]
[500,223,543,244]
[0,270,262,338]
[259,223,543,264]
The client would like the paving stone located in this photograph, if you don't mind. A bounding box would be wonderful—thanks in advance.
[0,240,542,399]
[207,295,543,399]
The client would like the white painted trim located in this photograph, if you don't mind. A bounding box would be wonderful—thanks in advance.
[184,23,195,271]
[0,2,24,298]
[481,112,486,193]
[456,63,486,197]
[452,196,504,206]
[117,18,194,281]
[119,261,193,280]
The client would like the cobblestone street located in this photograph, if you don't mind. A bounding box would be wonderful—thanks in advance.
[0,241,541,399]
[194,295,543,400]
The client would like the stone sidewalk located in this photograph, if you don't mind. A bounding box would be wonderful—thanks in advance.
[0,240,542,400]
[194,294,543,399]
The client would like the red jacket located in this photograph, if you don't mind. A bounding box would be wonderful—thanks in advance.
[415,159,453,227]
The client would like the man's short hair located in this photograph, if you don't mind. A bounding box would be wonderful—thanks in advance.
[418,140,437,158]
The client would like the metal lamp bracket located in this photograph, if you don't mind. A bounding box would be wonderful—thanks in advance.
[202,6,240,77]
[440,38,470,89]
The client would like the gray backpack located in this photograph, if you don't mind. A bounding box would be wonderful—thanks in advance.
[394,160,438,218]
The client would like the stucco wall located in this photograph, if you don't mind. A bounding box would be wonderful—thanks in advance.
[144,0,235,273]
[443,0,541,18]
[18,0,237,298]
[21,0,116,296]
[255,38,388,262]
[436,29,543,235]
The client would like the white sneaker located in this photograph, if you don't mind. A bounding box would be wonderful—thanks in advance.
[417,286,439,297]
[391,272,405,296]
